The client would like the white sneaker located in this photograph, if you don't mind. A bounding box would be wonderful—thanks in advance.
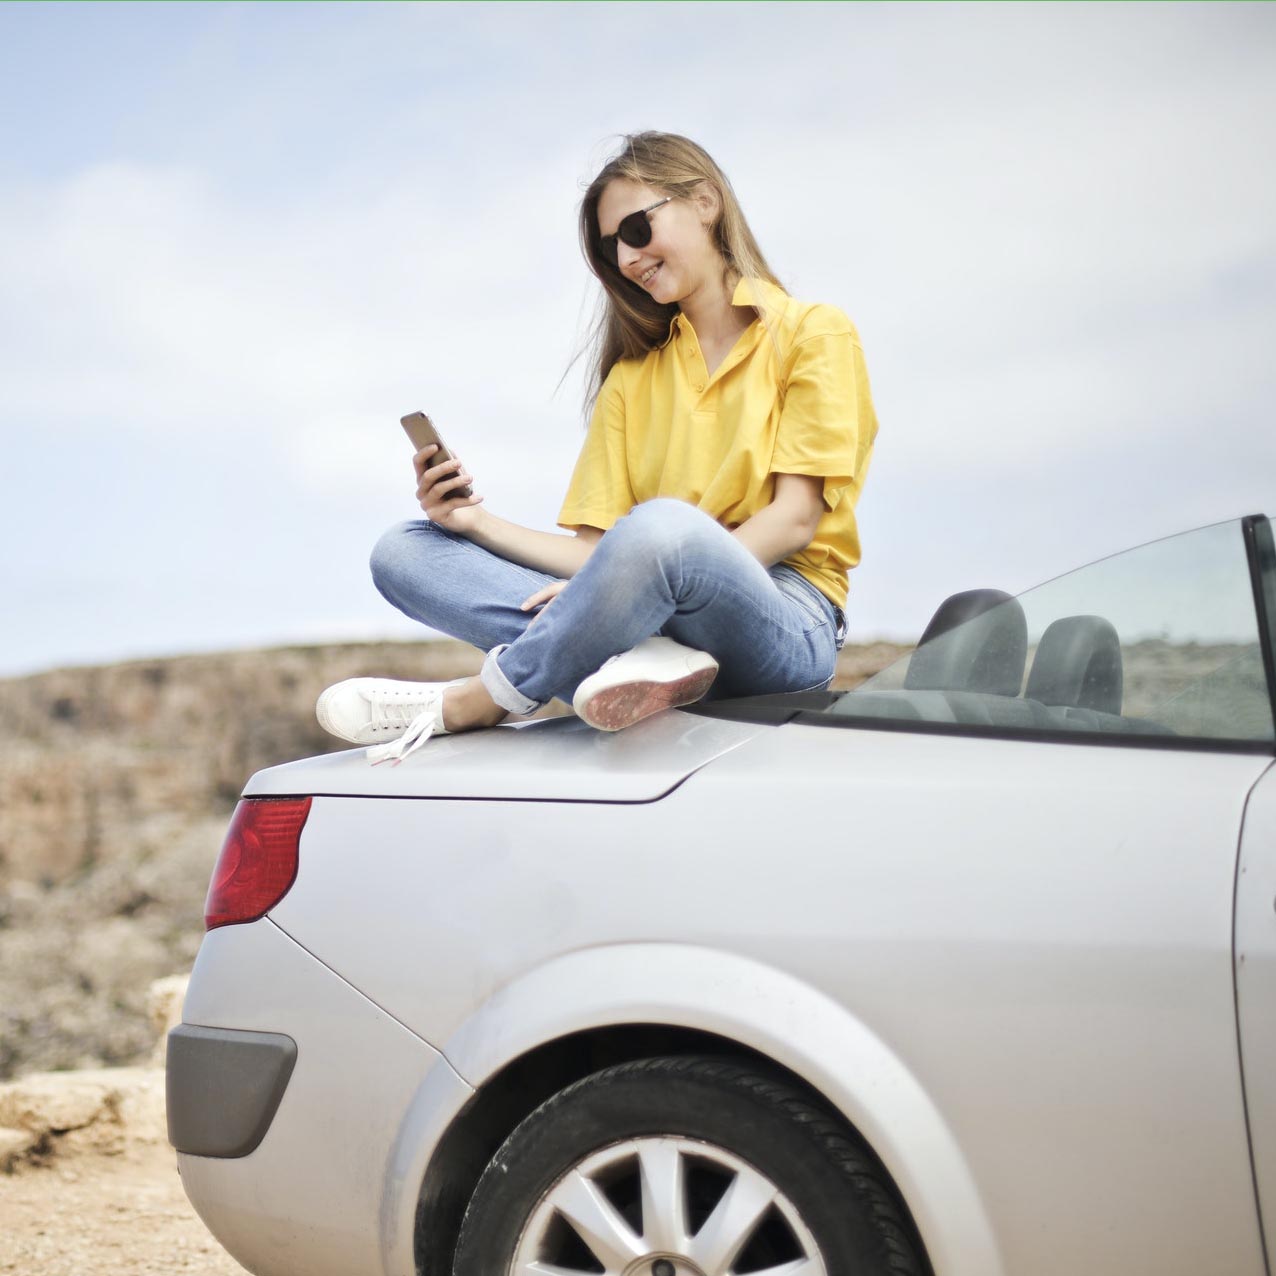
[573,637,719,731]
[315,677,469,766]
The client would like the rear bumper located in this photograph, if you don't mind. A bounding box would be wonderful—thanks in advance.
[173,916,469,1276]
[167,1024,297,1157]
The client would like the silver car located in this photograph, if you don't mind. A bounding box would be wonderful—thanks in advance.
[168,514,1276,1276]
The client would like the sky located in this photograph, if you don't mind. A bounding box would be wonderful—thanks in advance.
[1,1,1274,677]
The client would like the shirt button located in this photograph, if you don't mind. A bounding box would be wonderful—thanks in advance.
[694,383,705,392]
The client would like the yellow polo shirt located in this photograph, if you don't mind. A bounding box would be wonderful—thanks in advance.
[557,277,877,610]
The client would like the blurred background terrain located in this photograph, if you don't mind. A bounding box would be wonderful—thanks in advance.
[0,638,908,1081]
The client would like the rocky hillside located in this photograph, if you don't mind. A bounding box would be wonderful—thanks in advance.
[0,638,908,1081]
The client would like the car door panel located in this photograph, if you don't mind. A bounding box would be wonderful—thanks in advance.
[676,724,1270,1276]
[1236,760,1276,1264]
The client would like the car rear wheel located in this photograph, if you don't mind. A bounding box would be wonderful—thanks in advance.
[452,1055,924,1276]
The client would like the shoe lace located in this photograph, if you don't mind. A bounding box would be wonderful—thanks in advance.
[366,687,450,767]
[369,694,434,734]
[367,711,436,766]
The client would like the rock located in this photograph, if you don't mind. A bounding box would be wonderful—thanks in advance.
[0,1123,37,1170]
[0,1067,166,1169]
[0,1073,117,1135]
[147,975,189,1066]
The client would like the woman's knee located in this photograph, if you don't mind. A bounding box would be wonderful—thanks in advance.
[607,498,721,560]
[369,519,435,594]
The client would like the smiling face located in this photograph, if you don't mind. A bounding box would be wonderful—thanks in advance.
[595,178,722,308]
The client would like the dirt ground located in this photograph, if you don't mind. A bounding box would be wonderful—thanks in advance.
[0,1141,246,1275]
[0,1059,246,1275]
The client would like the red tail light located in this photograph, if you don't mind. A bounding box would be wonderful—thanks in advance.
[204,797,312,930]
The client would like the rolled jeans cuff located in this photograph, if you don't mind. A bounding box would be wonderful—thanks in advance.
[481,644,544,716]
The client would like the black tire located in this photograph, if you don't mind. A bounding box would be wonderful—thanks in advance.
[453,1054,925,1276]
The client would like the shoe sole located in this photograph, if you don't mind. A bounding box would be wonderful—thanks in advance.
[576,665,719,732]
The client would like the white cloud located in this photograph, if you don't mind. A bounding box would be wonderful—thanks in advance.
[1,2,1274,671]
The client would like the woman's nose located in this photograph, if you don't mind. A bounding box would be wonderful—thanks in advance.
[616,240,643,271]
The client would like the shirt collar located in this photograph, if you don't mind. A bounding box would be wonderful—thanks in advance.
[731,276,788,312]
[660,277,788,347]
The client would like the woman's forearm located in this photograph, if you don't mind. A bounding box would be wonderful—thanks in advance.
[731,503,813,567]
[459,497,805,579]
[462,507,596,578]
[732,475,824,567]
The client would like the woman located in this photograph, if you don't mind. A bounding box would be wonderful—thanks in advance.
[317,131,877,764]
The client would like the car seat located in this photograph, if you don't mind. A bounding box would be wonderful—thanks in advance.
[1024,615,1123,715]
[904,589,1028,696]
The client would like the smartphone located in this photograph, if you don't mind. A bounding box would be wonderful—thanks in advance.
[400,412,472,500]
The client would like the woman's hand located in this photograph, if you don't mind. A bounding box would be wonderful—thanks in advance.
[415,445,485,533]
[520,579,567,627]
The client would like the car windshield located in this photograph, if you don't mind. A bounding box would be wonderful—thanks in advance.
[817,516,1276,747]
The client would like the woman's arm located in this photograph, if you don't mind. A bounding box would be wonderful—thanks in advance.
[464,509,602,578]
[731,473,824,567]
[414,443,603,577]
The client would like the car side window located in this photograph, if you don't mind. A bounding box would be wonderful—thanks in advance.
[828,517,1276,747]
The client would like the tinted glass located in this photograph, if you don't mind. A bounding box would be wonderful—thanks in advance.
[826,518,1274,745]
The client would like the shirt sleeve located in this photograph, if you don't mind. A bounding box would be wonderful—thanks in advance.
[771,316,871,513]
[557,363,637,532]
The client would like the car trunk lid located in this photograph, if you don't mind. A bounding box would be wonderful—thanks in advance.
[242,710,769,803]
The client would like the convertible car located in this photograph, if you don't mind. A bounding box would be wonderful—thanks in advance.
[168,514,1276,1276]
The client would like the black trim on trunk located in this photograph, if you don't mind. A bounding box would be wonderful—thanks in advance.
[683,690,839,725]
[690,692,1274,753]
[786,710,1275,754]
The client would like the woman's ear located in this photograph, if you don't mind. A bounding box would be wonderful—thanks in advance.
[691,180,722,227]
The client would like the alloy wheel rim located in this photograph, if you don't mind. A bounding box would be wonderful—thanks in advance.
[509,1135,827,1276]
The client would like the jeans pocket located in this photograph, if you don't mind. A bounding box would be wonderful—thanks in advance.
[772,570,834,635]
[789,674,835,694]
[793,602,830,635]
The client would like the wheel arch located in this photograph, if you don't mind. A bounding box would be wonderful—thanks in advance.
[385,943,1002,1276]
[412,1023,866,1276]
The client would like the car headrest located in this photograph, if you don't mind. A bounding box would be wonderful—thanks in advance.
[1025,615,1123,715]
[904,589,1028,697]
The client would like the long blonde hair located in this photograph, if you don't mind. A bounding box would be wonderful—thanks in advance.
[574,132,785,421]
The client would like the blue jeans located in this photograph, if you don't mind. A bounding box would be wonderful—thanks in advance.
[370,497,847,715]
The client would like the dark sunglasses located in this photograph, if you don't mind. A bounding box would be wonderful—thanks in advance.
[598,196,673,268]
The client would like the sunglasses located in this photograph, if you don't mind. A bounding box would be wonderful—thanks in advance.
[598,196,673,268]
